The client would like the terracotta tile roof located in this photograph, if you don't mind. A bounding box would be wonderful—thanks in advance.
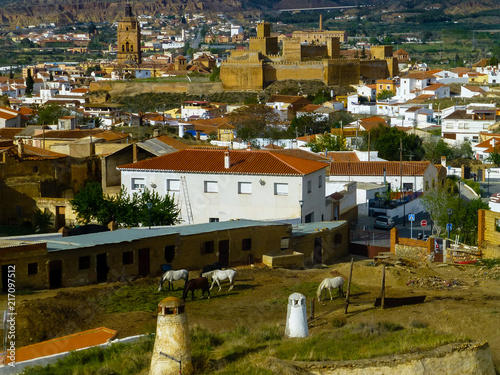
[0,111,17,120]
[32,129,106,139]
[118,149,327,175]
[327,151,360,162]
[394,49,409,55]
[155,135,191,150]
[463,86,485,93]
[12,327,117,364]
[425,83,446,91]
[268,148,330,162]
[0,127,23,139]
[92,131,130,142]
[18,106,34,115]
[472,59,489,68]
[297,134,317,142]
[18,144,68,159]
[450,67,472,75]
[376,79,395,84]
[405,106,424,113]
[475,137,500,149]
[404,72,435,80]
[299,104,322,112]
[407,94,434,103]
[264,143,283,149]
[330,161,431,176]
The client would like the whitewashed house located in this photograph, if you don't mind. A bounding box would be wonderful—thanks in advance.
[441,103,497,144]
[328,161,444,194]
[118,149,330,224]
[461,85,487,98]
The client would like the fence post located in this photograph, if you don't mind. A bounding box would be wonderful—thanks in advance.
[344,257,354,314]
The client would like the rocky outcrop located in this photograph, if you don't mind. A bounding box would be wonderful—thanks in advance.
[0,0,243,27]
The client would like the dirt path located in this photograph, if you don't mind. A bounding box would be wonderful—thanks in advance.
[5,259,500,368]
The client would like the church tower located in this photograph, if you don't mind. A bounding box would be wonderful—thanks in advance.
[117,2,141,65]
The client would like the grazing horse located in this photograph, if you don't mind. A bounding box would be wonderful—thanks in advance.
[317,277,344,302]
[200,261,222,280]
[182,277,210,301]
[158,269,189,291]
[210,269,237,292]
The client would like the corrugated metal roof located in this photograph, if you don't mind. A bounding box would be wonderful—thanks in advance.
[330,161,431,176]
[291,221,347,236]
[118,149,327,176]
[10,220,288,252]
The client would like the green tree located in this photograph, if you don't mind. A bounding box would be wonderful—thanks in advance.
[421,188,452,238]
[0,94,10,107]
[451,141,473,160]
[486,146,500,167]
[489,56,498,66]
[209,66,220,82]
[32,208,53,232]
[38,103,70,125]
[25,69,34,96]
[228,104,279,142]
[368,125,424,161]
[70,182,106,225]
[289,113,329,137]
[71,183,180,227]
[423,138,453,163]
[306,133,346,152]
[376,90,395,101]
[360,46,367,59]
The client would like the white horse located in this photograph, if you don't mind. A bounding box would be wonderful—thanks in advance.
[317,276,344,302]
[158,269,189,291]
[210,269,236,292]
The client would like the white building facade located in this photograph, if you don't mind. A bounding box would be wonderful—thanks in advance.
[118,149,329,224]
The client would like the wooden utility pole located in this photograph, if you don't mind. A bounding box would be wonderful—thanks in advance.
[344,257,354,314]
[310,299,315,320]
[380,264,386,310]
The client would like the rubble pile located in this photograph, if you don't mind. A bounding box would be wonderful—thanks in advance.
[473,265,500,280]
[406,276,467,290]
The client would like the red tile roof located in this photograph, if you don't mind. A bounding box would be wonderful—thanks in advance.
[328,152,360,162]
[330,161,431,176]
[12,327,117,364]
[118,149,327,175]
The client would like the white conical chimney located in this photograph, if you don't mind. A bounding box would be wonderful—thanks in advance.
[179,123,185,138]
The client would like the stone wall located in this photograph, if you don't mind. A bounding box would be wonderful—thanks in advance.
[89,81,224,97]
[290,342,495,375]
[220,62,263,90]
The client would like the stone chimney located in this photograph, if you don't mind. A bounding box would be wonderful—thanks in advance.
[224,151,230,169]
[133,143,138,163]
[246,142,252,151]
[491,138,496,148]
[441,156,447,168]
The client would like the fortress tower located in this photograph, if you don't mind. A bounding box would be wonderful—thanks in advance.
[117,2,142,65]
[150,297,193,375]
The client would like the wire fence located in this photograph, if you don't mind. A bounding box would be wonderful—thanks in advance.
[350,229,391,247]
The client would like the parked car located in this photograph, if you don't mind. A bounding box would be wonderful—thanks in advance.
[373,216,395,230]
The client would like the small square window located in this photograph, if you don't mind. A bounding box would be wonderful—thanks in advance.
[79,256,90,270]
[274,183,288,195]
[318,175,323,188]
[28,262,38,275]
[238,182,252,194]
[209,218,219,223]
[201,241,215,255]
[132,178,145,190]
[242,238,252,251]
[307,180,312,193]
[204,181,218,193]
[123,251,134,265]
[167,179,180,192]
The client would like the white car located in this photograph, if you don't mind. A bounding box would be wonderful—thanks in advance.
[374,216,395,230]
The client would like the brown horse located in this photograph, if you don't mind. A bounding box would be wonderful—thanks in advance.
[182,277,210,301]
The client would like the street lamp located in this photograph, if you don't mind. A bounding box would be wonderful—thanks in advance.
[299,200,304,224]
[147,202,153,229]
[446,208,452,240]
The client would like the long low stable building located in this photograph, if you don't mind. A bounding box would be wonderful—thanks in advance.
[1,219,349,291]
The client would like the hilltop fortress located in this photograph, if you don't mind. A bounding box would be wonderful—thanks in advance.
[220,21,398,90]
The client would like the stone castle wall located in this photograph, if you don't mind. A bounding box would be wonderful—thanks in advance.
[89,81,224,96]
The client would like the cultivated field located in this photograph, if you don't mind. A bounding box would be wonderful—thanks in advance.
[8,256,500,372]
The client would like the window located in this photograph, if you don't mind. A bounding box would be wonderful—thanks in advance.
[496,218,500,232]
[334,233,342,245]
[484,124,490,129]
[403,183,413,192]
[280,237,290,250]
[164,245,175,263]
[28,263,38,275]
[238,182,252,194]
[132,178,145,190]
[209,218,219,222]
[318,175,323,188]
[122,251,133,265]
[307,180,312,193]
[458,123,464,129]
[242,238,252,251]
[204,181,218,193]
[32,166,38,173]
[79,256,90,270]
[167,179,180,192]
[201,241,215,255]
[274,183,288,195]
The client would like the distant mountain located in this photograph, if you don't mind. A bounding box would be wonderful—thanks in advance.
[0,0,498,27]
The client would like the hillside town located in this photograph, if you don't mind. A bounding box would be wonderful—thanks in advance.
[1,1,500,374]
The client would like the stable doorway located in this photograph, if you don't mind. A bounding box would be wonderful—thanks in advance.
[219,240,230,267]
[49,260,63,289]
[313,238,323,265]
[96,253,109,283]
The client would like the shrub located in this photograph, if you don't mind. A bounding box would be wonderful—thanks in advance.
[410,320,429,329]
[332,316,346,328]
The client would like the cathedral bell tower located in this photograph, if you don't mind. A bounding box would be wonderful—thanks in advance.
[117,2,142,65]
